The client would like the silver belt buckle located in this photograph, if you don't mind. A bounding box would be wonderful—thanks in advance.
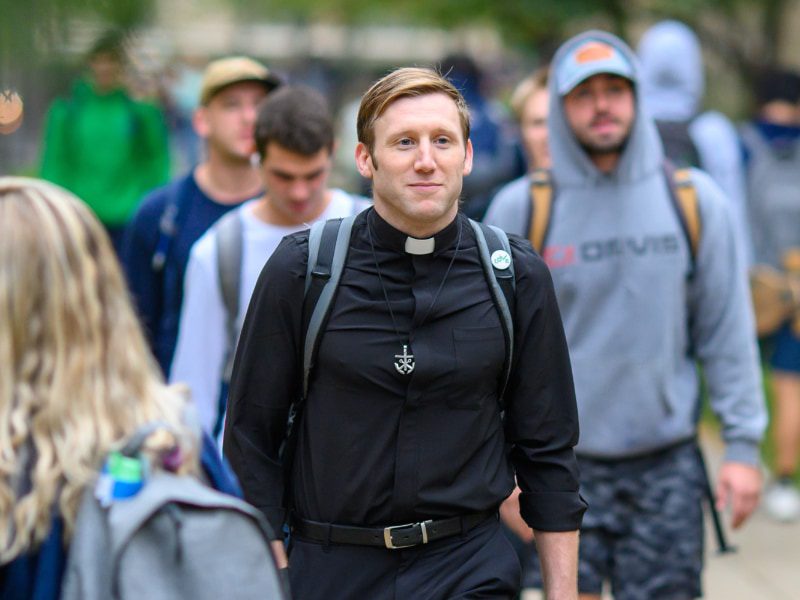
[383,520,431,550]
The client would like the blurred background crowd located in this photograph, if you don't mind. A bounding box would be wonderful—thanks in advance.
[3,2,800,595]
[3,0,800,184]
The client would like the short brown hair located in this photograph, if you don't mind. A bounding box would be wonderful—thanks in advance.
[255,85,334,158]
[357,67,471,157]
[509,66,550,122]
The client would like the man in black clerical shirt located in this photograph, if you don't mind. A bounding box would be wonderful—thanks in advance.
[224,67,585,600]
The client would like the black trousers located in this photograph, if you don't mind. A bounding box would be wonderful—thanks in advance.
[288,516,521,599]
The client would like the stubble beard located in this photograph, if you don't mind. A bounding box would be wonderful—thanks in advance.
[581,139,627,157]
[578,116,631,157]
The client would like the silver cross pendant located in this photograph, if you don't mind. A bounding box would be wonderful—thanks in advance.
[394,344,415,375]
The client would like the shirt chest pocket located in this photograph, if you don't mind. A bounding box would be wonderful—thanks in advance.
[448,326,506,408]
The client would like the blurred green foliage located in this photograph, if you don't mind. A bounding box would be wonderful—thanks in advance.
[226,0,793,71]
[1,1,153,75]
[2,0,794,77]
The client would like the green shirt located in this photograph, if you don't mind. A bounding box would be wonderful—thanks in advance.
[40,79,170,226]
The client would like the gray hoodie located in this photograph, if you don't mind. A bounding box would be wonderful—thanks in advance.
[637,20,752,264]
[485,30,766,464]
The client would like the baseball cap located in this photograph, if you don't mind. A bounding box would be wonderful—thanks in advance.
[556,38,634,96]
[199,57,281,105]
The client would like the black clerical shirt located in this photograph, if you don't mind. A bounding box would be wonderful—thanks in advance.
[225,209,585,535]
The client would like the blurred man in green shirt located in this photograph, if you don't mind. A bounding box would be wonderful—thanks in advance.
[40,33,169,250]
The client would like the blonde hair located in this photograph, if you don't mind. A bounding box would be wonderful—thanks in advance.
[357,67,471,159]
[0,177,197,562]
[509,66,550,122]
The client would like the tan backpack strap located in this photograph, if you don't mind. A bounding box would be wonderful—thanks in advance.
[673,168,701,259]
[528,169,553,254]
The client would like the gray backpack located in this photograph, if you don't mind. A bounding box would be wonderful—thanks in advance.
[61,434,286,600]
[655,118,701,169]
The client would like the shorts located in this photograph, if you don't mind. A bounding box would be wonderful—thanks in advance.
[523,441,705,600]
[770,323,800,374]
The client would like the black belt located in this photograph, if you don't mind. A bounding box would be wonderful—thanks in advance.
[291,510,495,550]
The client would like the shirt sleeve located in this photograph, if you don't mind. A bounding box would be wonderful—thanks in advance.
[121,193,166,353]
[223,235,307,534]
[689,171,767,465]
[169,237,228,435]
[503,237,587,532]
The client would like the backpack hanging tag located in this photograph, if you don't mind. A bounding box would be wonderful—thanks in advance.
[95,451,147,507]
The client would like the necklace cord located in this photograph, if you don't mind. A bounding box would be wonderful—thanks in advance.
[366,216,463,341]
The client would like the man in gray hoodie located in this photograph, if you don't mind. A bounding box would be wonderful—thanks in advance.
[485,30,766,599]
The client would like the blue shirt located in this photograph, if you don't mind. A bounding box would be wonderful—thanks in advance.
[122,173,256,374]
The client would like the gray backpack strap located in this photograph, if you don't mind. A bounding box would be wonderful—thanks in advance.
[469,219,515,404]
[215,210,244,384]
[302,215,357,397]
[279,215,356,513]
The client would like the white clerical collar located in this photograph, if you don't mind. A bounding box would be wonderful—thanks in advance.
[404,236,436,255]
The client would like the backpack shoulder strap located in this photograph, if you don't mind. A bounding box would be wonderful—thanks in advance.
[280,215,356,513]
[663,161,702,270]
[302,215,357,398]
[528,168,553,254]
[655,118,702,168]
[469,219,515,404]
[216,209,245,384]
[151,181,186,272]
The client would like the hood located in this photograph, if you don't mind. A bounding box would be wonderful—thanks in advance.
[637,20,704,120]
[70,77,127,102]
[548,29,663,187]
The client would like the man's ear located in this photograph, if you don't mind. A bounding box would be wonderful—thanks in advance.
[355,142,374,179]
[192,107,210,139]
[462,138,474,177]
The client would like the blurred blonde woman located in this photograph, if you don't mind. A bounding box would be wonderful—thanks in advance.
[0,177,202,597]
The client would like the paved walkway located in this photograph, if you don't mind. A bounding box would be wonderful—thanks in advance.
[702,435,800,600]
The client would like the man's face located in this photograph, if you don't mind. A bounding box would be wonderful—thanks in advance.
[89,53,122,92]
[355,92,473,237]
[261,142,332,226]
[761,100,800,126]
[520,88,551,170]
[563,74,635,157]
[194,81,267,163]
